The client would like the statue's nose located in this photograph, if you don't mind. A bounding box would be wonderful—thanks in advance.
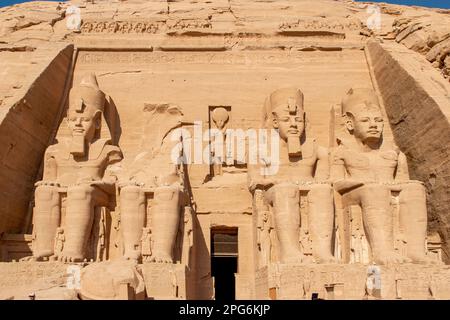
[290,117,297,127]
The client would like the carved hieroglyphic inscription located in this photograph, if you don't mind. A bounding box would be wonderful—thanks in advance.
[80,19,212,34]
[264,264,450,300]
[279,18,362,31]
[141,263,187,299]
[0,262,67,288]
[77,50,343,66]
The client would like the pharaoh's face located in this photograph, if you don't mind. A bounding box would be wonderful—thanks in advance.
[272,107,305,141]
[67,110,99,142]
[347,106,384,143]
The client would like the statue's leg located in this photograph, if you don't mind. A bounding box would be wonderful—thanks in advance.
[120,185,146,262]
[33,185,60,260]
[358,184,410,265]
[60,185,96,262]
[399,183,440,264]
[266,183,302,264]
[149,185,181,263]
[307,184,335,263]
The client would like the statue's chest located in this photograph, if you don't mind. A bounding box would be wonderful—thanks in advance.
[344,150,398,171]
[55,154,108,173]
[276,155,317,176]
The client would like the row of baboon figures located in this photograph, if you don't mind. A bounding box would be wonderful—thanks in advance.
[30,73,441,266]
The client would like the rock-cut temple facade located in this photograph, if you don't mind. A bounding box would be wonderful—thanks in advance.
[0,0,450,300]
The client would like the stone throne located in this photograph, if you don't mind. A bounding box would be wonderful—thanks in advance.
[329,92,442,265]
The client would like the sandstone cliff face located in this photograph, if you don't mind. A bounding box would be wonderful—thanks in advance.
[391,14,450,79]
[0,0,449,262]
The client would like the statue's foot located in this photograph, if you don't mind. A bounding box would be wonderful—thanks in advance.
[315,254,337,264]
[148,252,173,264]
[35,256,51,262]
[301,255,316,264]
[374,252,411,265]
[408,254,443,265]
[31,251,53,261]
[123,250,140,263]
[58,252,84,263]
[280,253,303,264]
[20,256,38,262]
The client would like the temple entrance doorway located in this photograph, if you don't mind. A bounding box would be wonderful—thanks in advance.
[211,227,238,300]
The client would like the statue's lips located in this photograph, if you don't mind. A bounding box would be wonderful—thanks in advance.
[73,129,85,134]
[288,129,299,134]
[367,130,381,134]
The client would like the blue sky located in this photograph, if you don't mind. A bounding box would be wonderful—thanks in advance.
[0,0,64,7]
[0,0,449,9]
[356,0,450,9]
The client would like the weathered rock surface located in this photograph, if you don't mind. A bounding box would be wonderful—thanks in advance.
[0,0,449,300]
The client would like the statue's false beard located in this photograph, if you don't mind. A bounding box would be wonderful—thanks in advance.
[70,134,86,157]
[287,133,301,157]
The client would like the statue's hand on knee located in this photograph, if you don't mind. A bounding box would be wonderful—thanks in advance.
[118,180,145,189]
[249,177,276,192]
[333,179,365,194]
[35,180,60,188]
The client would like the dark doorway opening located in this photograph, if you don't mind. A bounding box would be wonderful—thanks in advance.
[211,228,238,301]
[211,256,237,300]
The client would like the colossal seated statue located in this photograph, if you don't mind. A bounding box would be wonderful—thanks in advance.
[118,104,188,264]
[32,74,123,262]
[331,88,440,265]
[248,87,335,264]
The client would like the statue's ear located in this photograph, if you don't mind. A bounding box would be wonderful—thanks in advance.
[272,112,278,129]
[94,111,102,130]
[344,113,354,132]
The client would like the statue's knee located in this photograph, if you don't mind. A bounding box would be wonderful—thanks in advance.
[272,187,298,212]
[35,185,57,201]
[120,185,143,201]
[273,182,297,193]
[308,184,332,199]
[401,182,426,200]
[155,185,180,203]
[67,185,94,201]
[273,184,298,201]
[358,185,391,208]
[404,182,425,194]
[361,184,390,198]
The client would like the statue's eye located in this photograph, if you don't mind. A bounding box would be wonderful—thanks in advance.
[359,118,370,122]
[295,117,303,122]
[375,118,384,122]
[279,117,290,122]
